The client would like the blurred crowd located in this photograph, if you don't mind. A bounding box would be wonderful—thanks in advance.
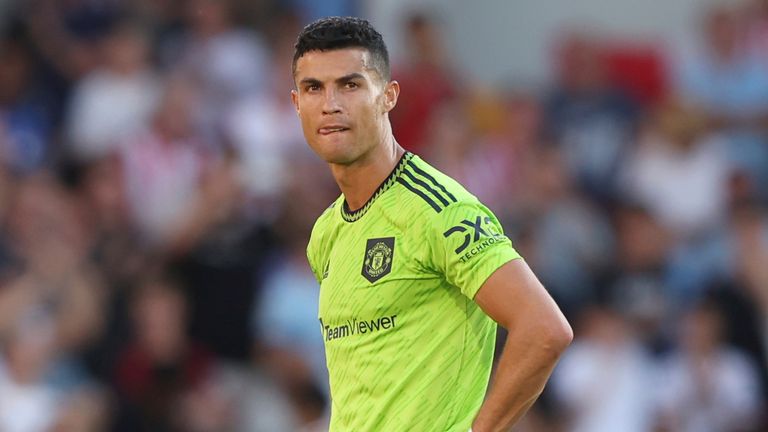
[0,0,767,431]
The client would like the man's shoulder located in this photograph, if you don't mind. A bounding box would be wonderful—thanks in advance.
[316,197,341,222]
[308,196,342,244]
[392,154,478,219]
[406,154,474,199]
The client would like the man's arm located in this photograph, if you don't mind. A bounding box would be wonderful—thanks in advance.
[471,258,573,432]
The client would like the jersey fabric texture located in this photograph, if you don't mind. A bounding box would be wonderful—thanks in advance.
[307,152,521,432]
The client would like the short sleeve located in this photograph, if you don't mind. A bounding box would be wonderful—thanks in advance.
[425,200,521,299]
[306,230,324,284]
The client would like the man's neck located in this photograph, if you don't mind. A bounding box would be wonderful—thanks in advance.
[331,139,405,212]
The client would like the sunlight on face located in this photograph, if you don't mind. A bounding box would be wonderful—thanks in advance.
[292,48,397,166]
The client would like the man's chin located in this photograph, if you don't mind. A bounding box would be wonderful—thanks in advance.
[323,154,358,166]
[312,144,359,165]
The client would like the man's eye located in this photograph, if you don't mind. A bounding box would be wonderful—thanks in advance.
[306,84,320,92]
[345,82,358,89]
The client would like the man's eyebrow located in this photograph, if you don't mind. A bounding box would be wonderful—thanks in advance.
[335,73,365,84]
[299,77,322,87]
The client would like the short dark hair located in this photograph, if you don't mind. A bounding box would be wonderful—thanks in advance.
[292,16,390,81]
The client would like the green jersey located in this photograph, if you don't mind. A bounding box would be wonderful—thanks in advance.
[307,152,521,431]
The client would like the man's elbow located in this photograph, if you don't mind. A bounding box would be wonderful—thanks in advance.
[539,314,573,358]
[553,317,574,352]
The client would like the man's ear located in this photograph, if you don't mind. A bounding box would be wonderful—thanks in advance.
[383,80,400,113]
[291,89,300,115]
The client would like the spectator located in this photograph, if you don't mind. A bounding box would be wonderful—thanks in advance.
[163,0,268,137]
[522,147,614,315]
[745,0,768,60]
[620,99,731,238]
[390,12,460,154]
[728,202,768,374]
[223,12,309,212]
[119,76,213,246]
[0,23,54,172]
[544,31,638,203]
[552,303,658,432]
[678,5,768,120]
[426,93,540,219]
[0,174,105,354]
[253,235,326,396]
[112,276,220,432]
[656,299,762,432]
[600,204,672,351]
[65,20,160,161]
[0,316,70,432]
[0,173,106,431]
[0,313,107,432]
[675,5,768,198]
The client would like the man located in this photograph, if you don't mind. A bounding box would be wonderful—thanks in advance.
[291,17,572,432]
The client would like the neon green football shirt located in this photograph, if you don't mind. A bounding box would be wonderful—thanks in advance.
[307,152,521,431]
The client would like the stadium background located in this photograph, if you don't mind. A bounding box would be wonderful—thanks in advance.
[0,0,767,430]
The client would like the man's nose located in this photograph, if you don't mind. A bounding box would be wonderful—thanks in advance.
[322,88,342,114]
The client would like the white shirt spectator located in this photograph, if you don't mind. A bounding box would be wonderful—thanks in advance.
[657,347,762,432]
[120,128,208,244]
[0,364,60,432]
[621,133,730,237]
[554,339,658,432]
[225,94,306,201]
[66,70,160,160]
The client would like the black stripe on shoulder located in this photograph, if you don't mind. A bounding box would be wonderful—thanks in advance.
[401,168,450,207]
[396,178,442,213]
[406,161,458,203]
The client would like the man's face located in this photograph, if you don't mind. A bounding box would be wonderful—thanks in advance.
[292,48,398,165]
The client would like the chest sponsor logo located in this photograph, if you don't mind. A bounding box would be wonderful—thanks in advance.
[361,237,395,283]
[443,215,503,262]
[319,315,398,342]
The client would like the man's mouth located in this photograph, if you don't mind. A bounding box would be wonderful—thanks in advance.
[318,126,350,135]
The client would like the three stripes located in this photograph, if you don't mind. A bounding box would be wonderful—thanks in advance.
[396,160,457,213]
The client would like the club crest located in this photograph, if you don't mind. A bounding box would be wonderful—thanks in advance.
[362,237,395,283]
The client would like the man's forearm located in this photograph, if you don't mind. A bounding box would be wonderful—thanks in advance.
[471,325,570,432]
